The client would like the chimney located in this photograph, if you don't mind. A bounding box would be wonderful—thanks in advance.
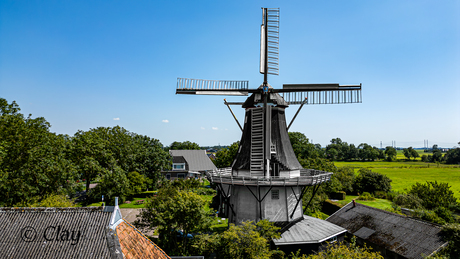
[353,199,356,207]
[115,197,119,207]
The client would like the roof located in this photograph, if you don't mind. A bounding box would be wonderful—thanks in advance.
[273,215,347,245]
[117,221,169,258]
[326,202,447,259]
[172,156,187,164]
[169,150,217,172]
[0,206,169,259]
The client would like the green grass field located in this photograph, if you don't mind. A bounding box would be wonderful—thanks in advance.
[336,195,393,210]
[335,161,460,199]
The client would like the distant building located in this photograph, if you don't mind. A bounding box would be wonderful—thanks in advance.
[0,200,170,259]
[163,150,217,180]
[326,202,447,259]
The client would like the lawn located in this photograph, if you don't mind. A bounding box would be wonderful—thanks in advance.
[334,161,460,199]
[335,195,393,210]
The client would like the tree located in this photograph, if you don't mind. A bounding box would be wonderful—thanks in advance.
[408,181,457,210]
[402,148,411,160]
[71,126,170,194]
[191,220,282,259]
[345,143,359,161]
[431,149,443,162]
[353,168,392,194]
[358,143,379,161]
[136,185,212,256]
[169,141,201,150]
[445,147,460,164]
[127,171,148,195]
[410,148,420,160]
[333,167,355,193]
[289,132,325,161]
[297,238,383,259]
[70,129,111,192]
[385,146,397,161]
[88,163,131,204]
[214,141,239,168]
[30,193,76,207]
[0,98,77,206]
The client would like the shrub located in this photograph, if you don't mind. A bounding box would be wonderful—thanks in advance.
[386,191,398,202]
[357,192,375,201]
[353,168,392,194]
[195,188,217,196]
[30,194,76,207]
[408,181,458,210]
[374,191,387,199]
[440,223,460,258]
[412,209,445,225]
[393,194,423,209]
[433,207,455,223]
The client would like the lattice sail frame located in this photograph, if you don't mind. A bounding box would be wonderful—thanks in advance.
[260,8,280,76]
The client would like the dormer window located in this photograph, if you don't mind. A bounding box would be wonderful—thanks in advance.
[173,163,185,170]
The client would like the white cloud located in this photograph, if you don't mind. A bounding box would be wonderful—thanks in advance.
[212,127,218,130]
[162,119,169,123]
[113,118,120,121]
[201,127,205,130]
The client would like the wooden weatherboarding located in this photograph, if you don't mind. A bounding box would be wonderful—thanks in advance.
[176,8,362,225]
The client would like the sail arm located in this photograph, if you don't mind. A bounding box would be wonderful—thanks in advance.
[176,78,250,96]
[279,85,362,105]
[278,83,361,92]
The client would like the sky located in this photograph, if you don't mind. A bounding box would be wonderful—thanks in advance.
[1,0,459,148]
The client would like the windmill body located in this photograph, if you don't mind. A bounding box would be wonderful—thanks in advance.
[176,8,362,225]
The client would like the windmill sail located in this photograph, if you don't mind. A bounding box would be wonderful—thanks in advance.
[176,78,249,96]
[260,8,279,76]
[279,83,362,105]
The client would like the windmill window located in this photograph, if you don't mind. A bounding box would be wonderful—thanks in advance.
[271,190,279,200]
[166,174,171,180]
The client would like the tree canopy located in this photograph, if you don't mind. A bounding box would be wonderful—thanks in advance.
[0,98,170,206]
[136,182,212,256]
[191,220,282,259]
[213,141,239,168]
[0,98,76,206]
[169,141,201,150]
[353,168,392,194]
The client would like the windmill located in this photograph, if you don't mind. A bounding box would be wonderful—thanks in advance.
[176,8,361,225]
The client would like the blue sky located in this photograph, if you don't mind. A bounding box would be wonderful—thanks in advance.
[1,0,459,148]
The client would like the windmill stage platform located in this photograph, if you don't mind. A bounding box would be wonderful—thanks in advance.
[206,169,332,187]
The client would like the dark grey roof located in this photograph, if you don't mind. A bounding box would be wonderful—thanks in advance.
[326,202,448,259]
[169,150,217,172]
[172,156,187,164]
[0,207,117,258]
[273,215,347,245]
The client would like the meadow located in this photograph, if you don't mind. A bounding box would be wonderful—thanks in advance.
[334,161,460,199]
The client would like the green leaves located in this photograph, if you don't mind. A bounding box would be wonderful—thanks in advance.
[0,98,170,206]
[353,168,392,194]
[191,220,282,259]
[214,141,239,168]
[0,99,76,206]
[408,181,457,210]
[137,184,212,255]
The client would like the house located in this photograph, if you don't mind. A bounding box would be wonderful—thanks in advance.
[163,150,217,180]
[272,215,347,256]
[326,201,448,259]
[0,199,170,259]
